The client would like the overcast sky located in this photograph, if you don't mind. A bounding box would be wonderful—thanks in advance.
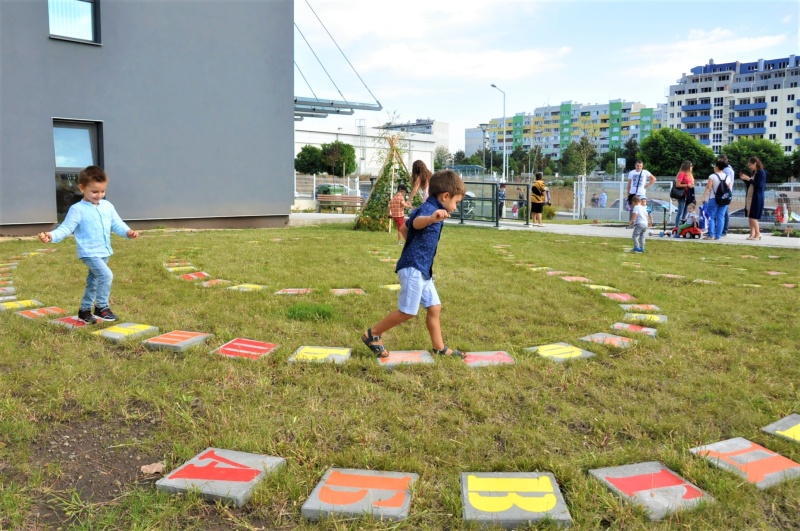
[294,0,799,152]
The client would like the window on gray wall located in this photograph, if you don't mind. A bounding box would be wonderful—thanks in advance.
[53,120,102,220]
[48,0,99,43]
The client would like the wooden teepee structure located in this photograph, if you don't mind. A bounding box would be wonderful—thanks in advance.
[354,135,410,231]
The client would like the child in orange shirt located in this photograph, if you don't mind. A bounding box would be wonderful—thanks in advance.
[389,184,411,244]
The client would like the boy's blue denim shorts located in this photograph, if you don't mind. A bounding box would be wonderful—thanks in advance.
[397,267,440,315]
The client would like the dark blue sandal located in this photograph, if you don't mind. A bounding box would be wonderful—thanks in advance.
[362,328,389,358]
[433,346,465,359]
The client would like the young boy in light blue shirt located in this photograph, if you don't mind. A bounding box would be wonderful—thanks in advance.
[39,166,138,323]
[362,170,466,359]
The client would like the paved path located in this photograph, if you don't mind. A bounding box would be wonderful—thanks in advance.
[288,213,800,250]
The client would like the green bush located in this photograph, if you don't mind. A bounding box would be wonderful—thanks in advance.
[544,204,557,219]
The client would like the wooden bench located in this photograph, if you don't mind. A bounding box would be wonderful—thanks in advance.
[317,194,362,213]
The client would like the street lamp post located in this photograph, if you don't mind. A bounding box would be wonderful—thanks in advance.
[478,123,489,176]
[491,84,506,182]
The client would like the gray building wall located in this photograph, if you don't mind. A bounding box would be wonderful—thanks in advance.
[1,0,293,233]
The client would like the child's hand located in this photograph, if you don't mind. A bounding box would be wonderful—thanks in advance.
[38,232,51,243]
[126,230,139,239]
[431,209,449,222]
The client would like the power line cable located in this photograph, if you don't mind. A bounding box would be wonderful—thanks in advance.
[294,22,349,105]
[294,61,319,100]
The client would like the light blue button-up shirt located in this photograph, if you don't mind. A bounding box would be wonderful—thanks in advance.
[50,199,131,258]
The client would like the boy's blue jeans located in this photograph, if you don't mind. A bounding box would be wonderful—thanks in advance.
[706,200,729,239]
[80,256,113,311]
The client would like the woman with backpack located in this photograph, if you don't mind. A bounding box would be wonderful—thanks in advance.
[740,156,767,240]
[701,159,733,240]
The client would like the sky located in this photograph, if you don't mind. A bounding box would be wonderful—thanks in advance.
[294,0,800,153]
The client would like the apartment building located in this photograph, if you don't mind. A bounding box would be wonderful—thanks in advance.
[483,100,663,160]
[377,119,450,152]
[665,56,800,154]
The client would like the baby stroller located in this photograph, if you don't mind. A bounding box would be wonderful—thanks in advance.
[456,191,475,219]
[697,200,711,231]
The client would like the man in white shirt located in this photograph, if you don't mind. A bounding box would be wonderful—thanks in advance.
[718,155,734,237]
[627,160,656,221]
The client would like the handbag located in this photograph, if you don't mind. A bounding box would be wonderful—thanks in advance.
[670,184,684,200]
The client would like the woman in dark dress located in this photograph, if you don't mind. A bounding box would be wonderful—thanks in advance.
[740,156,766,240]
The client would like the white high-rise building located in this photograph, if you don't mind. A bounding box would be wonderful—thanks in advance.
[665,56,800,154]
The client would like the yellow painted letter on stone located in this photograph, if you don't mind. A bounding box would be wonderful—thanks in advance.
[467,475,556,513]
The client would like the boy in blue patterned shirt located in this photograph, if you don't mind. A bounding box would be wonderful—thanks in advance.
[39,166,138,323]
[362,170,466,358]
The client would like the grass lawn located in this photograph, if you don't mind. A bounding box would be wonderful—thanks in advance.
[1,223,799,530]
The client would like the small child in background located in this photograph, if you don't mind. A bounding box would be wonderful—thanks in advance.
[389,184,411,244]
[628,195,649,253]
[39,165,138,323]
[676,202,699,233]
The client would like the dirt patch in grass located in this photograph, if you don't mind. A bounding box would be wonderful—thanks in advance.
[25,415,166,528]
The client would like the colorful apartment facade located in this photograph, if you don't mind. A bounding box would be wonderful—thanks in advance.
[665,56,800,154]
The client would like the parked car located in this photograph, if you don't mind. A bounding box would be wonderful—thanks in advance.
[607,198,678,214]
[729,206,777,223]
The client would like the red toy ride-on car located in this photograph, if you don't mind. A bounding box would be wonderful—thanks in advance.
[671,225,702,239]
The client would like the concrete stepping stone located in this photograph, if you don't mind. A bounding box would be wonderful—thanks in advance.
[275,288,312,295]
[378,350,434,368]
[525,342,595,363]
[583,284,617,291]
[50,316,93,329]
[492,244,510,248]
[693,279,718,284]
[211,338,278,360]
[142,331,213,352]
[331,288,365,296]
[545,270,568,276]
[767,255,782,259]
[765,271,786,276]
[741,284,762,288]
[781,284,796,288]
[165,266,197,273]
[740,255,758,259]
[463,351,514,368]
[762,414,800,443]
[227,284,267,292]
[590,461,712,520]
[612,322,657,337]
[624,313,667,324]
[529,267,552,272]
[579,333,637,348]
[0,299,42,312]
[601,293,636,302]
[690,437,800,489]
[619,304,661,312]
[0,280,13,286]
[658,273,685,279]
[0,262,18,268]
[200,279,232,287]
[0,266,17,272]
[301,468,418,521]
[0,287,16,296]
[378,258,398,263]
[561,275,590,282]
[15,307,66,319]
[156,447,285,508]
[289,346,350,364]
[179,271,210,281]
[621,262,641,268]
[164,261,192,267]
[461,472,572,528]
[0,295,18,302]
[92,322,159,342]
[368,250,387,255]
[380,284,401,291]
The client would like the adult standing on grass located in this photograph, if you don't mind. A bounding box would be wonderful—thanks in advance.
[408,160,432,205]
[530,172,547,226]
[362,170,467,360]
[740,156,767,240]
[626,160,656,223]
[718,154,735,237]
[673,160,694,230]
[701,159,732,240]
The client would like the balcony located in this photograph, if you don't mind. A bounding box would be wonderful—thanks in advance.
[681,103,712,111]
[699,139,711,145]
[731,127,766,135]
[796,125,800,132]
[732,115,767,123]
[680,116,711,123]
[684,127,711,134]
[796,138,800,145]
[732,102,768,111]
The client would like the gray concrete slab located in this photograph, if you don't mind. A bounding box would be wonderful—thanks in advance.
[377,350,434,369]
[761,414,800,444]
[601,293,637,302]
[463,351,515,367]
[165,265,197,273]
[227,284,267,292]
[15,306,66,319]
[92,323,159,342]
[579,333,637,348]
[611,323,658,337]
[561,275,590,283]
[583,284,618,291]
[619,304,661,312]
[178,271,211,281]
[0,299,41,311]
[590,461,712,520]
[200,279,232,287]
[156,447,285,507]
[49,315,93,329]
[211,338,278,360]
[0,295,17,302]
[301,468,418,521]
[690,437,800,489]
[331,288,366,295]
[275,288,313,295]
[624,313,668,324]
[460,472,572,528]
[142,331,213,351]
[289,346,351,364]
[525,342,596,363]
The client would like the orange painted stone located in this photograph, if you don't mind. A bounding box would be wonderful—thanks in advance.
[143,331,213,352]
[15,307,66,319]
[179,271,211,281]
[211,338,278,360]
[601,293,636,302]
[691,437,800,489]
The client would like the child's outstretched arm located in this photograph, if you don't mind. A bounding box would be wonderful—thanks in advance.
[412,209,448,229]
[38,232,52,243]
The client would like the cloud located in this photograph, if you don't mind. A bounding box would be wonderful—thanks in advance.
[782,13,793,24]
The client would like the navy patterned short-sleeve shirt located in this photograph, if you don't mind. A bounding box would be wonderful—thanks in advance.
[395,196,444,280]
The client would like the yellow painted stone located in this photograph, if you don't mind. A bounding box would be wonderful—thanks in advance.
[294,346,350,360]
[776,424,800,442]
[467,474,556,513]
[92,324,153,337]
[536,344,583,359]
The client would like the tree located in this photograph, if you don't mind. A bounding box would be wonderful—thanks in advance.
[638,128,715,177]
[622,138,639,171]
[453,150,467,165]
[791,148,800,181]
[559,136,597,176]
[434,146,451,169]
[294,145,324,175]
[721,138,790,182]
[321,141,357,178]
[509,146,529,176]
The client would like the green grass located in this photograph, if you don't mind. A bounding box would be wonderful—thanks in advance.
[1,224,799,529]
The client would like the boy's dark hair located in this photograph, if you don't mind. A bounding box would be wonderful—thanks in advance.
[428,169,466,198]
[79,165,108,186]
[635,159,643,165]
[535,172,544,180]
[396,184,408,192]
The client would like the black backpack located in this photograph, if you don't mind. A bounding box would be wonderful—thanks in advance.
[714,173,732,205]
